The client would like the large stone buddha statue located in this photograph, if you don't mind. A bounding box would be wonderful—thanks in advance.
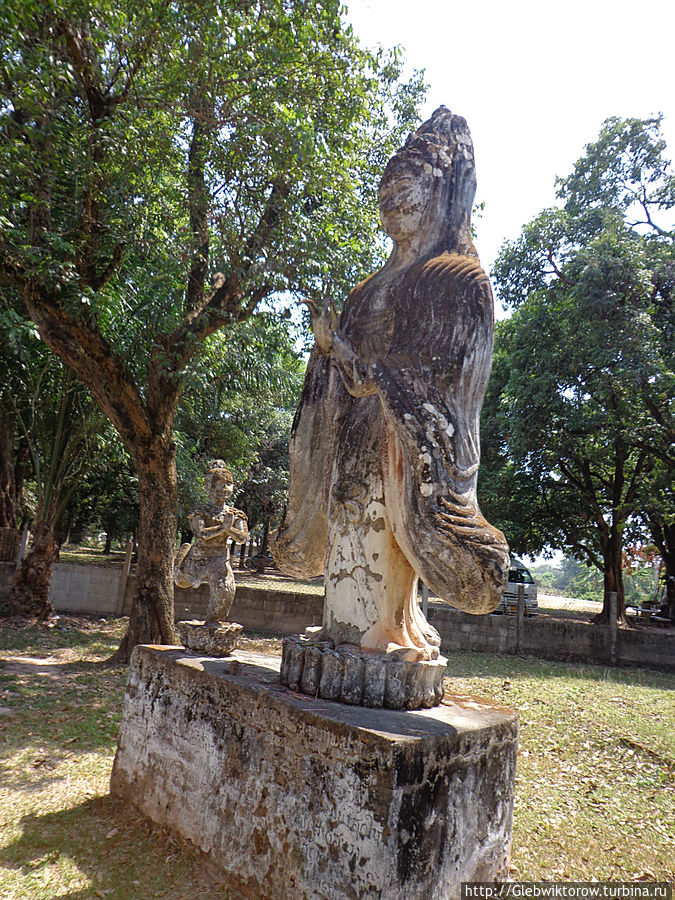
[272,107,509,706]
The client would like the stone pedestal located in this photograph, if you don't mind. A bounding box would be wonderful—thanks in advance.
[111,646,518,900]
[176,619,241,657]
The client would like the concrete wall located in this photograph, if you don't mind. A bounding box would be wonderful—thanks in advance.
[0,562,323,635]
[50,564,126,615]
[1,561,129,615]
[1,561,672,671]
[426,603,675,671]
[173,581,324,635]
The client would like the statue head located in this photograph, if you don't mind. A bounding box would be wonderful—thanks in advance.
[379,106,477,258]
[204,460,234,504]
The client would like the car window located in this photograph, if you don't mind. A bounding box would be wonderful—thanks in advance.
[508,569,534,584]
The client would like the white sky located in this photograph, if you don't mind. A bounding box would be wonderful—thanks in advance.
[347,0,675,308]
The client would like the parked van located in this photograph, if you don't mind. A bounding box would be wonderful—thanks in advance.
[494,557,538,615]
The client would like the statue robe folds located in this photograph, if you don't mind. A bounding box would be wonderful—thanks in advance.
[275,255,508,623]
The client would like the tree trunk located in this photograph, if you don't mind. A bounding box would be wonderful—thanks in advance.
[239,540,247,568]
[0,404,22,562]
[0,527,19,564]
[256,518,271,573]
[7,517,57,621]
[650,519,675,622]
[0,405,18,530]
[103,532,112,554]
[111,436,178,663]
[597,527,626,623]
[665,549,675,623]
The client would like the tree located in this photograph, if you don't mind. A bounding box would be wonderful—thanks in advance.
[0,308,31,561]
[479,319,560,560]
[234,409,293,571]
[0,0,424,658]
[65,435,139,552]
[0,311,104,618]
[640,463,675,618]
[173,311,304,542]
[486,116,674,622]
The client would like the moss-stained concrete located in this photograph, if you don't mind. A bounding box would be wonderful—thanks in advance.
[111,646,518,899]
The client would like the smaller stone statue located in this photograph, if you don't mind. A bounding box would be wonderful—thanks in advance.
[174,460,249,656]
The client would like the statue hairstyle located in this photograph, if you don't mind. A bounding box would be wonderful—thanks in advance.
[383,106,478,257]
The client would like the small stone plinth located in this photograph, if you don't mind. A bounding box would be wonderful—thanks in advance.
[111,646,518,900]
[176,620,241,657]
[281,634,447,709]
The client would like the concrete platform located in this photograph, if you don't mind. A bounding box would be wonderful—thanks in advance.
[111,646,518,899]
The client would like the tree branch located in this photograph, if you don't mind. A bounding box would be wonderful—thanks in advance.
[94,243,127,290]
[58,19,109,123]
[641,385,675,446]
[636,183,674,238]
[571,540,603,572]
[105,3,169,104]
[54,19,129,292]
[547,250,575,286]
[20,282,150,447]
[611,433,625,513]
[240,178,289,275]
[622,448,650,511]
[185,101,212,312]
[558,457,600,510]
[155,177,289,377]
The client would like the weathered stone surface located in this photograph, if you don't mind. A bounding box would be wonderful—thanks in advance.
[272,107,510,681]
[177,620,242,657]
[174,460,248,623]
[280,634,446,709]
[111,646,518,899]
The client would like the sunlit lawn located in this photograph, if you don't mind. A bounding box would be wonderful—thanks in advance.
[444,654,674,881]
[0,617,672,899]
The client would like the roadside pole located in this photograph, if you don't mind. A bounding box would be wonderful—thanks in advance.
[15,526,30,571]
[115,539,134,616]
[516,584,526,653]
[609,590,618,666]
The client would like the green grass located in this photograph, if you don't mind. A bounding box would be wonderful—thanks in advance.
[0,619,672,898]
[445,654,674,880]
[0,618,228,899]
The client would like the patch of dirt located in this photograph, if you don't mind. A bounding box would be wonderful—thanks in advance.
[535,607,597,625]
[0,655,83,677]
[538,593,602,614]
[234,570,324,595]
[57,550,128,568]
[1,613,124,632]
[238,636,283,656]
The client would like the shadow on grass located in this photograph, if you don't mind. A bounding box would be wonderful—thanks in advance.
[0,658,127,758]
[0,795,227,899]
[0,617,125,655]
[0,657,118,678]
